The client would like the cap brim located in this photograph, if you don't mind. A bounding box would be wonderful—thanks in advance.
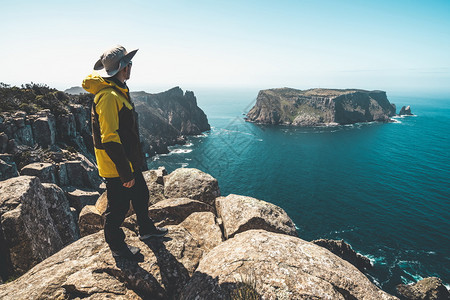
[94,58,104,71]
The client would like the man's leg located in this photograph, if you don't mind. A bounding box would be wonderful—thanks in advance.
[130,171,167,239]
[104,177,130,250]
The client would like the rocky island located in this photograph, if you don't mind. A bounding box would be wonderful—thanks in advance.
[246,88,398,126]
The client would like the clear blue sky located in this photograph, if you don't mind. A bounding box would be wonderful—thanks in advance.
[2,0,449,95]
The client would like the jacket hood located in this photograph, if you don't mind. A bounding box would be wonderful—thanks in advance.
[82,73,128,95]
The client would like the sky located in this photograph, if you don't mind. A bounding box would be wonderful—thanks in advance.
[1,0,450,96]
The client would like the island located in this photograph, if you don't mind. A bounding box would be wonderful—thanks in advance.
[246,88,397,126]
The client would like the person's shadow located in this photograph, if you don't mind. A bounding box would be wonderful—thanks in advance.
[112,252,166,299]
[143,236,191,299]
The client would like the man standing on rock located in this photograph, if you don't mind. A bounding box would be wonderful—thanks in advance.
[82,45,167,259]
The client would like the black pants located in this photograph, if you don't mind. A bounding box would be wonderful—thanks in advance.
[104,171,155,250]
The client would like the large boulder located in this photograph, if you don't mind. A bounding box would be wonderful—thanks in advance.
[149,198,215,226]
[58,154,103,191]
[123,198,215,232]
[0,176,65,277]
[0,228,204,299]
[216,194,298,239]
[143,167,167,205]
[41,183,80,245]
[179,212,224,254]
[180,230,397,300]
[32,115,56,148]
[78,205,103,237]
[55,112,77,140]
[20,162,57,184]
[164,168,220,206]
[311,239,372,272]
[64,186,100,212]
[396,277,450,300]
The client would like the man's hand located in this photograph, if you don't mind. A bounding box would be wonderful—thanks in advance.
[123,178,135,188]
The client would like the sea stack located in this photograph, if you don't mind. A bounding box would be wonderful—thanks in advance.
[398,105,413,116]
[246,88,396,126]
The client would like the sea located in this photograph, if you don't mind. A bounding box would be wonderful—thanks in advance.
[147,88,450,295]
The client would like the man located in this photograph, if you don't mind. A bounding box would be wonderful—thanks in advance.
[82,45,167,259]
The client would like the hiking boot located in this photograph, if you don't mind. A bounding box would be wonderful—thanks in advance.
[111,244,140,259]
[139,227,168,241]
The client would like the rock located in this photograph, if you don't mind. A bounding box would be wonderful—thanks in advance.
[68,104,90,135]
[216,194,298,239]
[0,228,204,299]
[399,105,413,116]
[180,230,397,300]
[0,176,64,277]
[164,168,220,206]
[179,212,224,254]
[95,191,108,215]
[56,112,77,139]
[14,125,34,147]
[41,183,80,245]
[396,277,450,300]
[124,198,215,233]
[20,162,57,184]
[78,205,103,237]
[246,88,396,126]
[143,167,167,204]
[32,115,56,148]
[0,155,19,181]
[69,207,78,225]
[58,154,103,190]
[149,198,215,226]
[6,139,17,153]
[143,166,167,185]
[64,186,100,212]
[311,239,372,272]
[149,181,166,205]
[0,132,8,153]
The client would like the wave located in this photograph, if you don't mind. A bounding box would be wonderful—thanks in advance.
[171,148,193,154]
[365,254,387,266]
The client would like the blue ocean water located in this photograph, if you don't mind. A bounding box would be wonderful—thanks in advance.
[148,89,450,294]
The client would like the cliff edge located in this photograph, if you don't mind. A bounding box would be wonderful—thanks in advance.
[246,88,397,126]
[0,168,398,299]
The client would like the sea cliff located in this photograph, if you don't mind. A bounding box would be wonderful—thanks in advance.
[246,88,397,126]
[131,87,210,156]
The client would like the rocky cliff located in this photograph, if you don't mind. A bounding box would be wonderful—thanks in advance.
[0,84,210,182]
[246,88,397,126]
[0,168,400,299]
[131,87,210,156]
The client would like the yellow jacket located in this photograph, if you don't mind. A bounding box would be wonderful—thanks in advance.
[82,74,144,182]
